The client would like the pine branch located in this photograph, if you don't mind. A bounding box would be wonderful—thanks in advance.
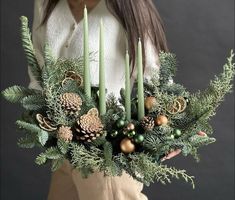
[1,85,38,103]
[18,134,37,148]
[20,16,42,85]
[21,94,46,110]
[16,120,49,146]
[70,143,104,171]
[158,51,177,86]
[57,139,69,154]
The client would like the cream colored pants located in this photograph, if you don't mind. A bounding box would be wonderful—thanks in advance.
[47,160,148,200]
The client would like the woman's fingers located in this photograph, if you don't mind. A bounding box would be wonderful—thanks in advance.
[161,149,182,162]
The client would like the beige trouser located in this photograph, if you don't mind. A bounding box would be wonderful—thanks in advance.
[47,160,148,200]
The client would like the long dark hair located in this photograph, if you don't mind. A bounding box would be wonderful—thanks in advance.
[42,0,169,74]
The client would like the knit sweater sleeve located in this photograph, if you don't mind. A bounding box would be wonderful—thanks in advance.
[27,0,44,90]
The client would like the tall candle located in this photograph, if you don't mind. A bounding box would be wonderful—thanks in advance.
[83,6,91,98]
[99,19,106,115]
[137,39,145,120]
[125,50,131,121]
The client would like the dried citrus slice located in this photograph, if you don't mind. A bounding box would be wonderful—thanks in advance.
[167,100,181,114]
[176,96,187,112]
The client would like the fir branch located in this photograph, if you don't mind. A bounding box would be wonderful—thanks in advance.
[35,153,47,165]
[20,16,42,85]
[189,50,235,121]
[18,134,37,148]
[158,51,177,86]
[16,120,49,146]
[57,139,69,154]
[51,157,65,171]
[188,135,216,148]
[1,85,38,103]
[44,147,62,160]
[43,43,56,68]
[21,95,46,111]
[70,143,104,171]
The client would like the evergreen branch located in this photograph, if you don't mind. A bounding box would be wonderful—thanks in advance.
[158,51,177,86]
[17,134,37,148]
[1,85,38,103]
[57,139,69,154]
[16,120,49,146]
[51,157,65,171]
[21,95,46,111]
[70,143,104,171]
[35,153,47,165]
[20,16,42,85]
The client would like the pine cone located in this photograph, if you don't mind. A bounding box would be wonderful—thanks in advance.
[60,93,82,116]
[75,108,104,142]
[141,116,155,131]
[57,125,73,142]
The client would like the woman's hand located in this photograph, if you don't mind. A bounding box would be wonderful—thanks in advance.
[161,149,182,162]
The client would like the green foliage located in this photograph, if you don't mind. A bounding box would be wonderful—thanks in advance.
[35,147,64,171]
[21,95,46,110]
[1,85,37,103]
[115,153,195,187]
[57,139,69,154]
[4,16,235,187]
[189,135,216,148]
[20,16,42,85]
[16,120,49,146]
[18,134,36,148]
[158,51,177,86]
[70,143,104,172]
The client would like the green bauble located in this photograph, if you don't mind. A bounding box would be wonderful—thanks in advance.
[174,129,182,137]
[116,119,125,128]
[134,134,145,144]
[110,131,118,137]
[127,130,136,138]
[167,134,175,140]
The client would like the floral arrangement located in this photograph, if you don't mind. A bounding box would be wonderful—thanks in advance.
[1,15,235,188]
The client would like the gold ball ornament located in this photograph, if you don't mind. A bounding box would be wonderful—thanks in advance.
[126,123,135,131]
[155,115,168,126]
[145,96,157,110]
[120,138,135,153]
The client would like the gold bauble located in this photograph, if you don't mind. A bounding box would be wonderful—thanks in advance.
[155,115,168,126]
[144,96,157,110]
[126,123,135,131]
[120,138,135,153]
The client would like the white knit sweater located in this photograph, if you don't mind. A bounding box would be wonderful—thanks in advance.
[29,0,160,98]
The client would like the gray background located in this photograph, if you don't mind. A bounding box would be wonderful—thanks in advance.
[0,0,234,199]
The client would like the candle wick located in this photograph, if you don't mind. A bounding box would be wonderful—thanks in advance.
[138,37,141,42]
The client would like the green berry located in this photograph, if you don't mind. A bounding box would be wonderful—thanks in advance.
[134,135,145,143]
[116,119,125,128]
[174,129,182,137]
[111,131,118,137]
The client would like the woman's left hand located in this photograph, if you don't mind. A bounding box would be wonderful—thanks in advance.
[161,149,182,162]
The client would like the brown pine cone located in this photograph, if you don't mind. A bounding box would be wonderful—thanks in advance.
[60,92,82,116]
[141,116,155,131]
[57,125,73,142]
[75,108,103,142]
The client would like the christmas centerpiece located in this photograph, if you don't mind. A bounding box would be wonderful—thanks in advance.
[1,13,235,188]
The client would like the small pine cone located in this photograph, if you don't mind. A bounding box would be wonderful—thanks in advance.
[75,109,103,142]
[60,93,82,116]
[57,125,73,142]
[141,116,155,131]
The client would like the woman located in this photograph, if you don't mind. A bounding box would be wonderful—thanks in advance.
[29,0,179,199]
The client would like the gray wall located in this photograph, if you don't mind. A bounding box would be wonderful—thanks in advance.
[0,0,234,199]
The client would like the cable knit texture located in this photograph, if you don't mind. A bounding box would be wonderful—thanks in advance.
[29,0,160,199]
